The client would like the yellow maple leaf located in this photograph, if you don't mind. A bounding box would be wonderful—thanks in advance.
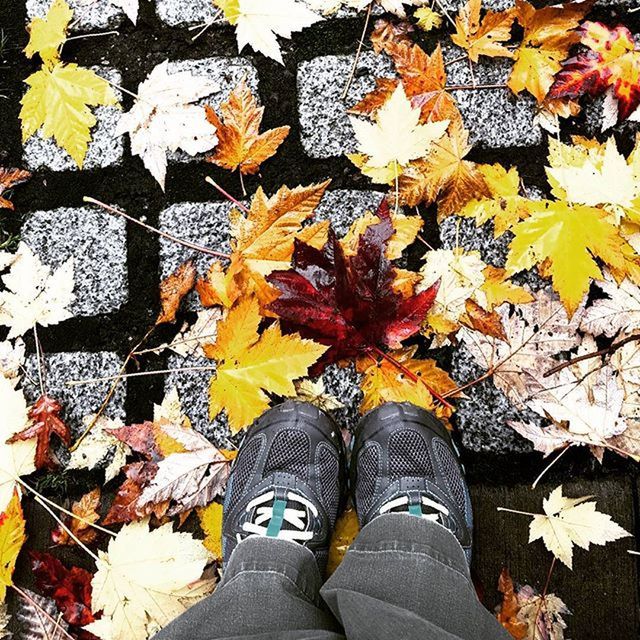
[197,501,224,560]
[398,117,489,218]
[327,506,360,576]
[451,0,516,63]
[507,0,592,103]
[506,200,632,315]
[205,78,290,175]
[20,62,118,168]
[458,164,531,237]
[341,210,423,260]
[0,491,26,602]
[231,181,330,274]
[198,182,330,309]
[356,347,457,419]
[206,297,328,432]
[481,265,533,309]
[24,0,73,68]
[414,7,443,32]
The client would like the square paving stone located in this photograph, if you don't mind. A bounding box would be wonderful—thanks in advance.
[22,67,124,172]
[443,44,542,149]
[313,188,386,235]
[298,52,395,159]
[26,0,123,30]
[470,477,638,640]
[155,0,217,26]
[21,206,128,317]
[23,351,126,438]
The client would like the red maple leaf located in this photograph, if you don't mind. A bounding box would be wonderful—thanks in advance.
[267,200,438,372]
[30,551,96,629]
[8,395,71,470]
[548,21,640,121]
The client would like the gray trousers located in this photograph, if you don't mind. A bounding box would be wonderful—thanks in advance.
[154,514,511,640]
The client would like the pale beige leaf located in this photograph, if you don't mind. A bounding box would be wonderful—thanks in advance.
[527,485,630,569]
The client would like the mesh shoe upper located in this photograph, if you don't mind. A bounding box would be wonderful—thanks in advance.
[223,401,345,571]
[351,402,473,562]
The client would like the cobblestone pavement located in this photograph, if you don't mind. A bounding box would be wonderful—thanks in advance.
[2,1,640,636]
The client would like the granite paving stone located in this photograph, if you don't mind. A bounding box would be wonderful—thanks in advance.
[26,0,123,30]
[21,206,128,317]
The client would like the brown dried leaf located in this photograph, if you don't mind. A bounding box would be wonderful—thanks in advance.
[157,259,197,325]
[52,487,101,546]
[0,168,31,210]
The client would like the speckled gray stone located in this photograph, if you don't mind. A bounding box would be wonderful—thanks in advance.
[26,0,123,30]
[321,363,363,433]
[22,68,124,172]
[154,0,378,26]
[155,0,217,26]
[298,45,541,159]
[21,206,128,317]
[165,58,259,165]
[443,44,541,149]
[159,201,233,280]
[165,352,235,446]
[298,52,395,159]
[451,350,535,453]
[23,351,126,440]
[314,188,386,235]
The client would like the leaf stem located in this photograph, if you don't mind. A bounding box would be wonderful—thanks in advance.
[370,346,454,409]
[543,333,640,378]
[16,477,116,537]
[84,197,230,259]
[66,364,217,387]
[32,324,46,397]
[341,1,374,101]
[205,177,250,213]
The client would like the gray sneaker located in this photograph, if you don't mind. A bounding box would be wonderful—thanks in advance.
[222,401,346,572]
[351,402,473,563]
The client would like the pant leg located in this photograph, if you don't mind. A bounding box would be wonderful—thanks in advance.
[320,514,511,640]
[153,537,345,640]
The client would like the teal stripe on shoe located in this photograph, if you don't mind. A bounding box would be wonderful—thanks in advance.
[408,504,422,517]
[266,499,287,537]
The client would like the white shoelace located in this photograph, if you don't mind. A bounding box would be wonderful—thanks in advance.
[379,494,450,523]
[238,490,318,544]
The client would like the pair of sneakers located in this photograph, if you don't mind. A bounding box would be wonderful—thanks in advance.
[222,401,473,570]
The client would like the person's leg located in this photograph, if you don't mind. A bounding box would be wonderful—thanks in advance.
[154,536,342,640]
[153,402,347,640]
[321,402,510,640]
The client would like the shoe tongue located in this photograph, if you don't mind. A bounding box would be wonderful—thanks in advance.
[386,491,448,522]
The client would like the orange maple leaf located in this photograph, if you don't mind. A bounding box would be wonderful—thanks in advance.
[350,42,459,125]
[206,79,289,175]
[451,0,516,63]
[398,117,489,217]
